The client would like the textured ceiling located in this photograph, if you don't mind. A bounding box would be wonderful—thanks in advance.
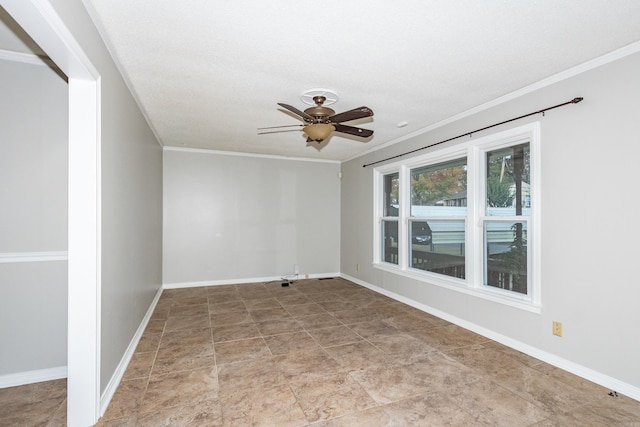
[4,2,640,161]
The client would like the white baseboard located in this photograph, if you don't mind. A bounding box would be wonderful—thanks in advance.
[163,272,341,289]
[0,366,67,388]
[99,286,163,416]
[340,273,640,403]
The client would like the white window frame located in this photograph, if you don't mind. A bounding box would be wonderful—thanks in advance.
[373,123,541,312]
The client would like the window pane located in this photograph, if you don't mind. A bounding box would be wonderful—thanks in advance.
[383,172,399,217]
[409,219,465,279]
[486,143,530,216]
[485,221,527,294]
[411,158,467,217]
[382,220,398,264]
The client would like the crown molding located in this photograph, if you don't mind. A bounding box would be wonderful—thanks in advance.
[344,40,640,164]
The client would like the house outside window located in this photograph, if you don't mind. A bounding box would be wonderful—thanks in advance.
[373,123,540,311]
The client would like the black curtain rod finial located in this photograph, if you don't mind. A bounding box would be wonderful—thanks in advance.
[362,96,584,168]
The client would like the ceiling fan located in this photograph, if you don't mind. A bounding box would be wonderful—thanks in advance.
[258,95,374,143]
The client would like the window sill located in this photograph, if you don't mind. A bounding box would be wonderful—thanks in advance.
[373,262,541,314]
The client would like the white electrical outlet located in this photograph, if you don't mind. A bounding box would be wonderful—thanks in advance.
[294,264,299,274]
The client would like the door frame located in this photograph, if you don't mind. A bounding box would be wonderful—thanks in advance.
[0,1,101,425]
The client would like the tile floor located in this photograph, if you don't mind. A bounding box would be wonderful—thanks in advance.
[2,277,640,426]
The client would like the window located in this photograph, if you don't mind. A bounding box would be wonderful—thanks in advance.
[409,158,467,279]
[483,144,530,295]
[381,172,399,265]
[373,123,540,310]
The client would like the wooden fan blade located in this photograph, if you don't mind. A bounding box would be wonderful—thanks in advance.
[328,106,373,123]
[277,103,314,122]
[333,123,373,139]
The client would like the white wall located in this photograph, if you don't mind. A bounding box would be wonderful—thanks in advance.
[341,50,640,395]
[164,149,341,285]
[0,58,68,377]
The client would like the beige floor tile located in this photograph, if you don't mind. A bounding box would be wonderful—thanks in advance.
[324,340,390,371]
[445,343,531,376]
[382,314,437,333]
[139,367,218,415]
[331,308,379,325]
[214,337,271,364]
[95,415,137,426]
[285,302,328,316]
[275,349,345,381]
[264,331,321,355]
[152,343,216,375]
[102,378,148,421]
[144,318,166,334]
[217,358,286,396]
[448,377,551,426]
[168,303,209,318]
[350,352,481,405]
[276,294,314,306]
[164,314,211,332]
[295,312,343,329]
[171,296,209,308]
[212,322,261,342]
[249,307,292,322]
[209,300,247,314]
[306,325,363,348]
[135,333,161,353]
[220,384,307,427]
[135,399,223,427]
[409,323,489,351]
[491,364,601,416]
[289,371,377,423]
[255,317,304,336]
[160,327,213,348]
[366,333,437,356]
[123,351,156,379]
[207,292,243,304]
[382,392,487,426]
[348,319,403,338]
[312,406,393,427]
[243,297,283,310]
[316,300,359,312]
[210,310,253,327]
[206,285,238,295]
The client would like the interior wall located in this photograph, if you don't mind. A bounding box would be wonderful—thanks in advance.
[341,51,640,393]
[45,0,164,395]
[163,149,341,285]
[0,58,68,377]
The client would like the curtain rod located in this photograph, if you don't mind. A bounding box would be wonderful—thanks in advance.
[362,97,583,168]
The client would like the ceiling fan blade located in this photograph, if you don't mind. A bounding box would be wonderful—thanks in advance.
[334,123,374,138]
[328,106,373,124]
[277,103,314,122]
[257,124,303,130]
[257,128,303,134]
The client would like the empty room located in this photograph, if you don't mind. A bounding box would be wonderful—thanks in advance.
[1,1,640,426]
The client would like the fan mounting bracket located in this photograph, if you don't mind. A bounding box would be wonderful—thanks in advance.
[301,88,338,106]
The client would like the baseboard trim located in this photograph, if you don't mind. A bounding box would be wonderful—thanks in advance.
[0,366,67,388]
[340,273,640,403]
[99,286,163,416]
[163,273,341,289]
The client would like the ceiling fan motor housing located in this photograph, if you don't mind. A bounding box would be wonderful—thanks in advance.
[304,96,335,123]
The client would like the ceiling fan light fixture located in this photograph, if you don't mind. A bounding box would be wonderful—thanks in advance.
[303,123,335,142]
